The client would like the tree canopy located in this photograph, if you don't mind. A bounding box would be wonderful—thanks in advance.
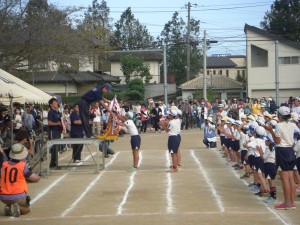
[261,0,300,42]
[110,7,154,50]
[157,12,201,85]
[120,55,152,84]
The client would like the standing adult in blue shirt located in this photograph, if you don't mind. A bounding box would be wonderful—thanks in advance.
[47,98,62,168]
[70,104,84,162]
[79,83,112,138]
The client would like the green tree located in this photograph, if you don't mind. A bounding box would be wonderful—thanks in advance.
[261,0,300,42]
[120,54,152,84]
[111,7,154,50]
[157,12,201,86]
[125,78,145,101]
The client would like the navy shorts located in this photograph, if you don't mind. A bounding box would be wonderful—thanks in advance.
[231,140,240,152]
[296,157,300,174]
[168,135,179,154]
[264,162,276,180]
[220,136,225,146]
[248,155,255,168]
[275,147,296,171]
[254,157,265,173]
[241,150,248,164]
[177,134,181,146]
[224,138,231,149]
[131,135,141,150]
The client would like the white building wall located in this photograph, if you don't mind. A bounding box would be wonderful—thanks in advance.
[34,83,77,96]
[246,29,300,104]
[110,60,160,84]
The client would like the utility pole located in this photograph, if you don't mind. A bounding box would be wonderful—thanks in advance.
[203,30,207,100]
[163,42,168,109]
[275,40,279,107]
[186,2,191,81]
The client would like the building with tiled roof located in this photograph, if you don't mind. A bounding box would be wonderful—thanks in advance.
[180,75,244,100]
[17,70,120,96]
[199,55,246,81]
[99,50,163,84]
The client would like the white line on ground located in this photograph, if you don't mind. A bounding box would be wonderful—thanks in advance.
[60,152,120,217]
[117,151,143,215]
[165,150,174,213]
[0,210,275,222]
[211,149,292,225]
[190,150,225,213]
[31,174,68,205]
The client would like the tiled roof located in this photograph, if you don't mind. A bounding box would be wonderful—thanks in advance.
[18,71,120,84]
[244,24,300,50]
[180,75,243,90]
[109,50,163,61]
[200,57,237,68]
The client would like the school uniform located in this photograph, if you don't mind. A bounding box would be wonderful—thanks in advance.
[239,131,249,165]
[168,119,180,153]
[70,111,84,161]
[248,138,266,173]
[203,123,217,148]
[275,122,295,171]
[124,119,141,150]
[224,125,232,149]
[231,128,240,152]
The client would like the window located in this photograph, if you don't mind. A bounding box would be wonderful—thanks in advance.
[237,70,240,76]
[213,70,216,75]
[251,45,268,67]
[242,70,245,76]
[291,56,299,64]
[279,56,300,65]
[219,70,222,75]
[226,70,229,77]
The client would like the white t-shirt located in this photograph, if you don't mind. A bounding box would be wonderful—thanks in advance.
[263,147,275,163]
[42,110,48,125]
[124,119,139,136]
[239,132,249,150]
[93,107,101,123]
[275,122,294,147]
[247,138,266,157]
[168,119,180,136]
[292,106,300,115]
[174,118,181,135]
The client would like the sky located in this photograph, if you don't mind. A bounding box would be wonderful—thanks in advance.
[48,0,275,56]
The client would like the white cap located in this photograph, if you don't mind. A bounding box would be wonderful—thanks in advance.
[241,114,247,119]
[247,115,255,121]
[256,126,266,136]
[261,103,266,108]
[270,120,277,127]
[234,120,243,126]
[218,104,224,108]
[177,109,182,116]
[168,109,178,117]
[207,117,213,123]
[278,106,290,116]
[256,118,265,126]
[126,112,134,119]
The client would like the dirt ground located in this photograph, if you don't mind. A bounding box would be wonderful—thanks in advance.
[0,129,299,225]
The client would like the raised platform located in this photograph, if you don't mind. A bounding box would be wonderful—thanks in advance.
[46,138,104,175]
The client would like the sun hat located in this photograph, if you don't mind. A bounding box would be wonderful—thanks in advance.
[9,143,28,160]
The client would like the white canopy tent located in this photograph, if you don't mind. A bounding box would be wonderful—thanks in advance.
[0,69,52,105]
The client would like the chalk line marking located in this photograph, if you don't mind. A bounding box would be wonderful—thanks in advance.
[31,174,68,205]
[210,149,292,225]
[0,210,276,222]
[61,152,120,217]
[117,151,143,215]
[165,150,174,213]
[190,150,225,212]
